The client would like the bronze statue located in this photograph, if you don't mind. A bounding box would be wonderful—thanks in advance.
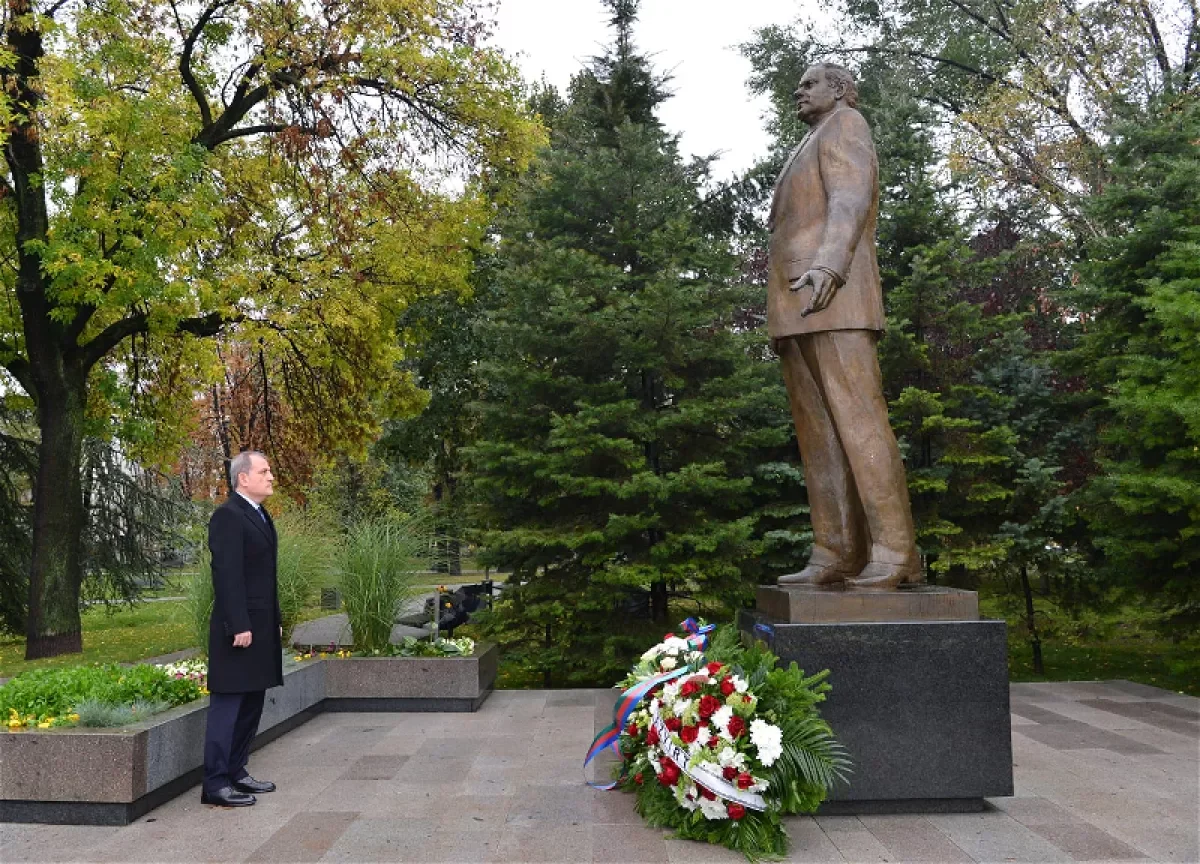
[768,64,921,589]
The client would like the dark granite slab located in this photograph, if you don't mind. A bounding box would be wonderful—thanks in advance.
[740,610,1014,809]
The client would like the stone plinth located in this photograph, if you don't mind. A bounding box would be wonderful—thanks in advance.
[740,606,1013,812]
[757,584,979,623]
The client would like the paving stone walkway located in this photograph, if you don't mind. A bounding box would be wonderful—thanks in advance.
[2,681,1196,863]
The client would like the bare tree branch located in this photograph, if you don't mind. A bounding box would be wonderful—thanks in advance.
[1136,0,1173,88]
[177,0,238,129]
[77,310,236,372]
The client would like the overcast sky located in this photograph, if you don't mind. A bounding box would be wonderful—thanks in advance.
[489,0,818,180]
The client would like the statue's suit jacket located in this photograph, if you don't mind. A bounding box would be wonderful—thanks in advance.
[767,107,884,339]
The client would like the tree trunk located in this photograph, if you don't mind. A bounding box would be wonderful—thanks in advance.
[1020,563,1044,675]
[24,377,88,659]
[650,579,668,623]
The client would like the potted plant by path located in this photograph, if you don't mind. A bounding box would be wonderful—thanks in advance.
[318,516,497,710]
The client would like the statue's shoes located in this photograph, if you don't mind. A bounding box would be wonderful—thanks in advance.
[778,563,858,586]
[846,561,922,589]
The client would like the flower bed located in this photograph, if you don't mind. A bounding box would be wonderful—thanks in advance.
[0,643,496,825]
[322,640,497,711]
[590,621,850,861]
[1,663,205,731]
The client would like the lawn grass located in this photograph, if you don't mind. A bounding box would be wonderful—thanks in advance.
[979,593,1200,697]
[0,601,196,679]
[1003,628,1199,696]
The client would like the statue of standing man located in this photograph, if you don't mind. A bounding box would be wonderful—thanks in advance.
[768,64,921,589]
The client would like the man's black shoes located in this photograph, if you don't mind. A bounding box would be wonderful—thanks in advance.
[201,786,255,807]
[233,776,276,794]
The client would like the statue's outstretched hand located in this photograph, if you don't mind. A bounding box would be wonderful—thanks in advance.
[792,269,838,317]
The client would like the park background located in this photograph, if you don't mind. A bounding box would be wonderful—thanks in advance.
[0,0,1196,698]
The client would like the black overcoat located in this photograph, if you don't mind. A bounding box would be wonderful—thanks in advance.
[206,494,283,693]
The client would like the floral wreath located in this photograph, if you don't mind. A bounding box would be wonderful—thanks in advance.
[584,619,850,860]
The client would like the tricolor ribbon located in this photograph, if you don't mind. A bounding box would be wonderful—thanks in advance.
[583,665,690,789]
[681,617,715,650]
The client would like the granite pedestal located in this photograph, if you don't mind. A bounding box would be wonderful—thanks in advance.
[740,585,1013,813]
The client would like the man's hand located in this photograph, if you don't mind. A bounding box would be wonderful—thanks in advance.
[232,630,252,648]
[791,268,839,317]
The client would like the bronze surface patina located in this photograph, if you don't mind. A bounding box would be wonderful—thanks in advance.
[768,64,920,590]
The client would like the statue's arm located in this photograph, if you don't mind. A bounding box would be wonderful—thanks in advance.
[813,112,877,282]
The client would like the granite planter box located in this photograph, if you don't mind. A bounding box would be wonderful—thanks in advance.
[0,658,325,826]
[323,642,498,712]
[0,643,496,825]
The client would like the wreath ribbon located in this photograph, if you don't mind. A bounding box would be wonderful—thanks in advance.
[583,665,690,789]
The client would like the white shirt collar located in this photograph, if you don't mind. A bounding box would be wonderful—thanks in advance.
[235,490,262,510]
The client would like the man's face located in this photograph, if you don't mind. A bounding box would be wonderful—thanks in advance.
[794,68,840,125]
[238,454,274,503]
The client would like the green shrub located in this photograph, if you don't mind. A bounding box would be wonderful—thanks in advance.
[338,516,428,653]
[275,512,338,642]
[183,551,215,658]
[74,697,171,727]
[0,663,203,728]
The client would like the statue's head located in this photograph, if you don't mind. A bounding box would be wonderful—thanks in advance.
[794,64,858,125]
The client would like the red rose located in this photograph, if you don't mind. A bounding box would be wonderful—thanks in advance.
[719,677,735,696]
[727,716,746,739]
[737,772,753,790]
[708,738,720,750]
[634,772,644,785]
[679,681,698,698]
[662,763,680,784]
[698,785,716,800]
[625,721,638,737]
[722,766,737,781]
[680,724,699,744]
[727,803,746,820]
[706,662,723,675]
[645,725,659,746]
[665,717,682,732]
[743,694,753,704]
[663,632,676,639]
[658,772,673,787]
[662,757,677,772]
[698,694,721,719]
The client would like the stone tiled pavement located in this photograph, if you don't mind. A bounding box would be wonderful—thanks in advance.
[2,681,1196,863]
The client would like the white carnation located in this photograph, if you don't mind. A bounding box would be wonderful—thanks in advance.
[660,656,677,670]
[733,676,749,694]
[641,644,664,660]
[673,698,694,719]
[717,746,738,767]
[699,796,730,821]
[749,719,783,767]
[662,681,681,702]
[662,636,691,652]
[711,705,733,737]
[696,726,712,747]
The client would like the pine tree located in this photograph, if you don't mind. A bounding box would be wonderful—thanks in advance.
[1070,97,1200,630]
[466,0,776,686]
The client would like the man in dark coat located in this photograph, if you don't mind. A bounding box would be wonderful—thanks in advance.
[201,450,283,807]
